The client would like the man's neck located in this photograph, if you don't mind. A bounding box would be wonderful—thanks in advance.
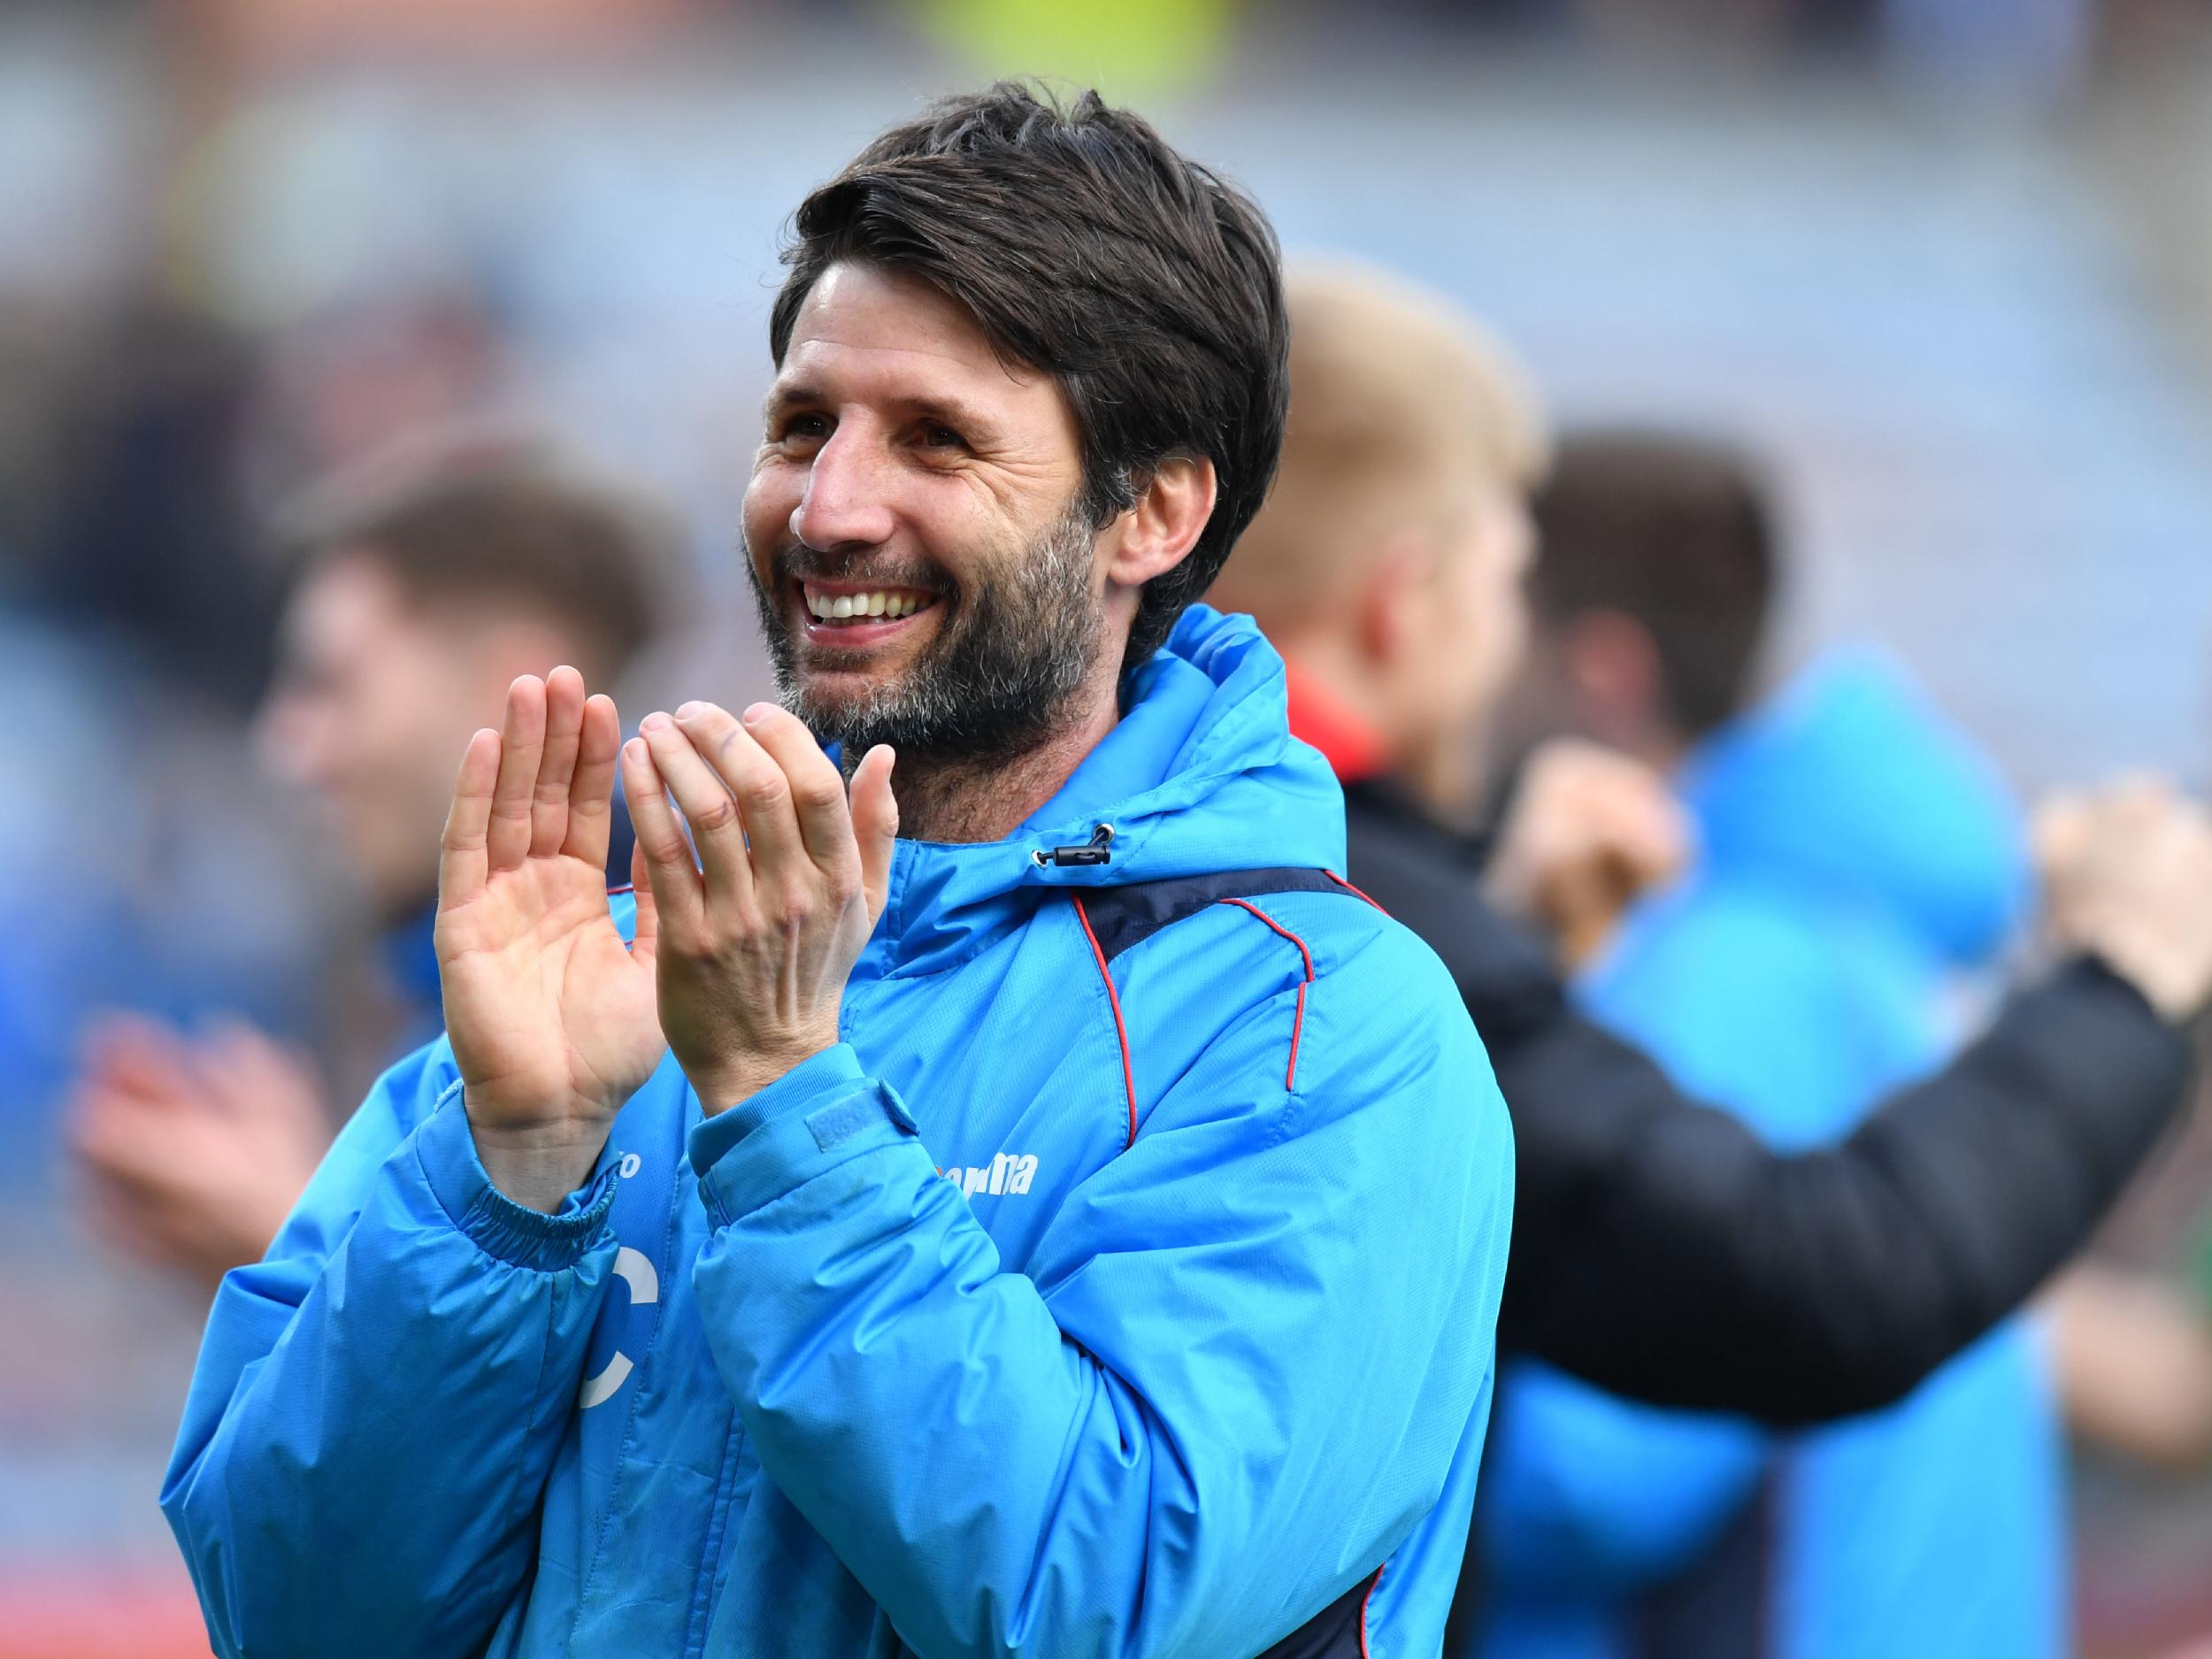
[1283,644,1489,826]
[888,680,1122,845]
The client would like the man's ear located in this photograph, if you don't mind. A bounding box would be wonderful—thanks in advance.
[1102,456,1217,591]
[1560,609,1663,742]
[1356,533,1439,668]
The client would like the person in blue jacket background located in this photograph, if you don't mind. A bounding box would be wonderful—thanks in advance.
[162,83,1516,1659]
[1472,430,2060,1659]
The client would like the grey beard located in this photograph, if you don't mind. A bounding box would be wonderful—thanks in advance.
[747,505,1103,772]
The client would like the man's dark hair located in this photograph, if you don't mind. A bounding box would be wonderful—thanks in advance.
[770,81,1289,672]
[1531,430,1780,741]
[290,451,673,683]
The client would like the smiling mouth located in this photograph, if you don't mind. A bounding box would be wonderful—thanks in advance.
[798,582,941,631]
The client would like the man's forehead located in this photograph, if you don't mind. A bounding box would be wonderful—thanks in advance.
[773,263,1041,397]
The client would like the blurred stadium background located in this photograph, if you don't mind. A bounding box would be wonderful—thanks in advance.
[6,1,2212,1654]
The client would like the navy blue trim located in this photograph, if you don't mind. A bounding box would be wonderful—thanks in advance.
[1258,1568,1380,1659]
[1076,868,1348,964]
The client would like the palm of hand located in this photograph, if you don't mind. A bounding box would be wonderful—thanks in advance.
[437,671,666,1140]
[438,850,663,1130]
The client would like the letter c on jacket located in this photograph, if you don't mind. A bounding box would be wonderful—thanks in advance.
[579,1246,659,1409]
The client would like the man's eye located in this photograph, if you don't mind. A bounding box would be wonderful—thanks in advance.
[780,413,830,442]
[922,423,965,449]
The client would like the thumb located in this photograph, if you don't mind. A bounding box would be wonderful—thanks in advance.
[849,745,899,922]
[2032,793,2092,886]
[627,839,659,965]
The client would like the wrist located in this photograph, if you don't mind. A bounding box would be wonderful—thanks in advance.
[464,1100,611,1213]
[2061,926,2209,1027]
[690,1039,837,1117]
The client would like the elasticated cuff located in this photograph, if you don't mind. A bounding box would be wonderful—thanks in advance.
[415,1082,618,1271]
[687,1044,919,1225]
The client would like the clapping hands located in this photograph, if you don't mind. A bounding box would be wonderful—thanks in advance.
[436,669,896,1209]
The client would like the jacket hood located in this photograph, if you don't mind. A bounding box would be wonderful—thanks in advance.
[865,606,1345,977]
[1679,648,2027,967]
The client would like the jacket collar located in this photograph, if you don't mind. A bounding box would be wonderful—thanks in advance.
[856,607,1347,980]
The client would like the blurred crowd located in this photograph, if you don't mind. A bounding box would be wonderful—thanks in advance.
[9,0,2212,1655]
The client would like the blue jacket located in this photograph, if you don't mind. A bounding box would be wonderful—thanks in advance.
[164,607,1516,1659]
[1474,650,2060,1659]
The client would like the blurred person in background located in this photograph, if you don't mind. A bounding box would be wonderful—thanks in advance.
[1471,430,2061,1659]
[72,448,672,1286]
[1211,260,2212,1436]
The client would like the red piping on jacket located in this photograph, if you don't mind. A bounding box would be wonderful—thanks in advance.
[1215,897,1317,1093]
[1359,1563,1384,1658]
[1324,870,1386,914]
[1071,895,1140,1149]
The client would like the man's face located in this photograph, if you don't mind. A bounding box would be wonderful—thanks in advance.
[257,553,494,919]
[743,262,1109,766]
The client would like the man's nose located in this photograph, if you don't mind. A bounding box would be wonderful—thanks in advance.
[791,426,897,552]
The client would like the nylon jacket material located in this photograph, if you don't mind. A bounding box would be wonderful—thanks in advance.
[162,604,1517,1659]
[1473,649,2062,1659]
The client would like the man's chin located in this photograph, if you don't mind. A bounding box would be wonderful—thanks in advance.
[782,668,918,747]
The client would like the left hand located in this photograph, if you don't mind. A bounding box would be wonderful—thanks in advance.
[621,701,898,1112]
[69,1013,334,1286]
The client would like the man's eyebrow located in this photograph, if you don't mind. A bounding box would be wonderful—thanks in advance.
[762,381,1001,438]
[762,380,823,420]
[905,394,999,438]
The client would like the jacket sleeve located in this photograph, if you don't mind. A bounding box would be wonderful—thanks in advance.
[160,1037,622,1659]
[686,925,1515,1659]
[1491,953,2192,1424]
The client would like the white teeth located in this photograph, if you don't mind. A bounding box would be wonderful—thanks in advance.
[805,588,927,622]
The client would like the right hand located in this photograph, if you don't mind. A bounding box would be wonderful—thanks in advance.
[437,667,665,1210]
[1485,740,1694,967]
[2035,779,2212,1025]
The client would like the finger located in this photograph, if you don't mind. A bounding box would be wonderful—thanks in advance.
[96,1025,211,1116]
[620,736,706,939]
[531,666,588,857]
[2032,794,2092,878]
[487,676,548,873]
[439,727,502,907]
[202,1022,322,1124]
[641,711,758,905]
[627,839,659,967]
[669,703,810,892]
[71,1093,180,1177]
[849,744,899,922]
[729,703,856,872]
[81,1012,189,1091]
[563,695,624,871]
[2093,775,2176,836]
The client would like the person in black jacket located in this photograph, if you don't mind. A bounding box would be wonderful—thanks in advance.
[1210,260,2212,1425]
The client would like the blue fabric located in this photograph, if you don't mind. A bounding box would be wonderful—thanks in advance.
[163,606,1516,1659]
[1475,649,2062,1659]
[379,902,449,1052]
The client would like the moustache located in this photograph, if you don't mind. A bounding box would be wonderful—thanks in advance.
[764,540,955,602]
